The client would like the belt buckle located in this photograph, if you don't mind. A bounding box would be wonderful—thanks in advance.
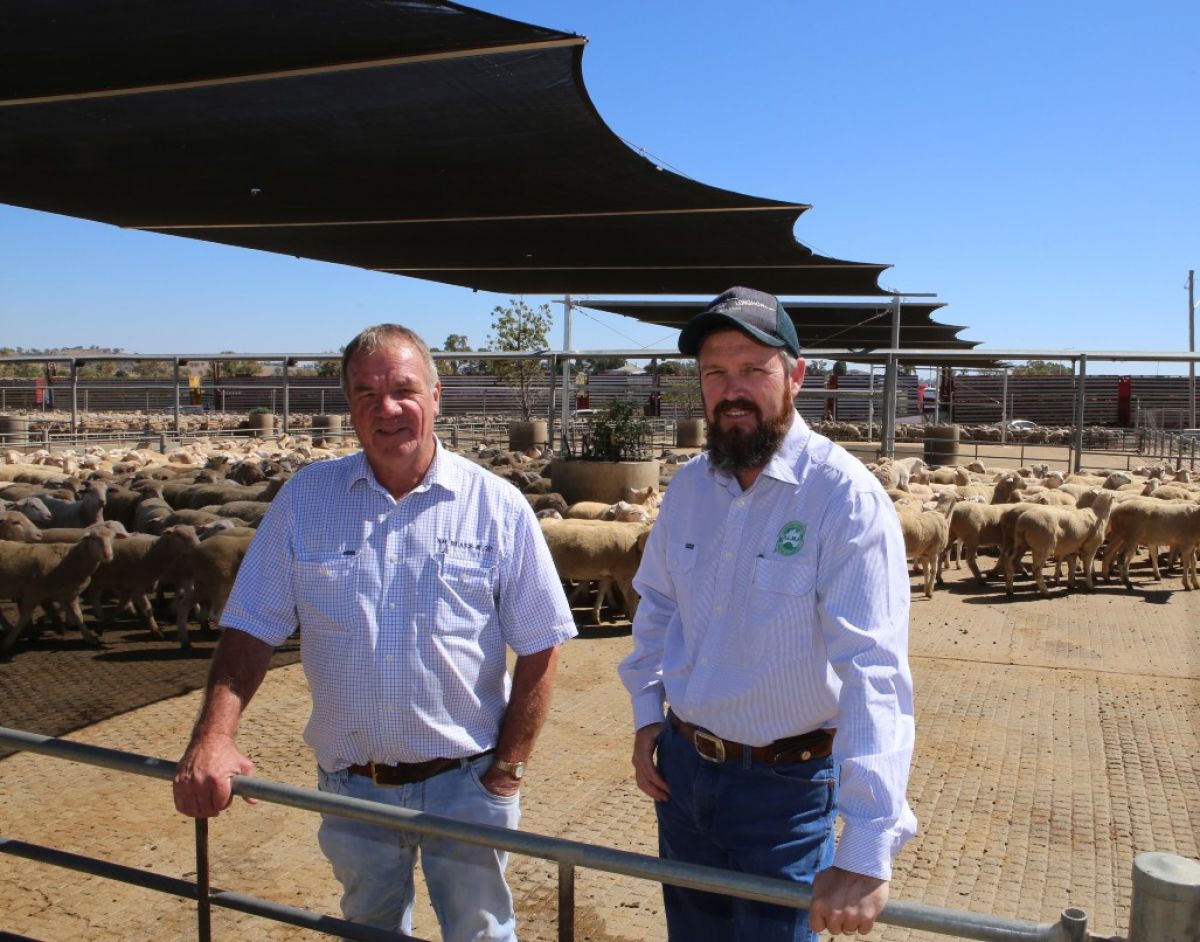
[693,729,726,763]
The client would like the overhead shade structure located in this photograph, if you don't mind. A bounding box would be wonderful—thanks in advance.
[0,0,894,297]
[580,300,980,354]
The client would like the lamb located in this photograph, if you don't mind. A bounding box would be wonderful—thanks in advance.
[1002,490,1116,596]
[173,530,256,646]
[133,496,174,535]
[35,521,131,544]
[927,466,969,486]
[0,529,116,652]
[948,502,1035,584]
[37,480,108,529]
[86,525,202,637]
[0,511,43,542]
[1101,499,1200,590]
[203,500,272,525]
[539,518,651,622]
[11,496,53,527]
[896,493,956,598]
[1102,471,1134,490]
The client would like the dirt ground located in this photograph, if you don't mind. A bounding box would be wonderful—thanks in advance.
[1,551,1197,942]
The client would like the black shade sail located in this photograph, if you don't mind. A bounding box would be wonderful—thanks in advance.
[580,300,979,354]
[0,0,893,297]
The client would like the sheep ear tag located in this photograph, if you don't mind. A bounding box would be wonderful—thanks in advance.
[775,521,806,557]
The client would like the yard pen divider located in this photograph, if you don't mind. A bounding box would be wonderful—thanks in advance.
[0,726,1119,942]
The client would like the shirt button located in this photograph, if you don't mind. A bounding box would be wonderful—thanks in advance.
[700,657,710,666]
[384,703,395,713]
[389,555,398,562]
[722,551,733,560]
[715,604,725,613]
[385,654,394,663]
[388,602,396,610]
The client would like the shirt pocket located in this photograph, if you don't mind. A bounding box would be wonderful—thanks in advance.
[294,557,361,631]
[665,539,699,593]
[435,550,498,627]
[741,555,818,660]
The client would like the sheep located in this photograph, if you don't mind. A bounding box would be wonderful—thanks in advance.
[896,493,956,598]
[103,480,165,530]
[11,496,53,527]
[539,518,651,622]
[35,521,131,544]
[1101,499,1200,590]
[991,473,1026,504]
[1023,490,1077,507]
[948,502,1034,584]
[525,493,568,516]
[35,480,108,529]
[564,501,614,520]
[202,500,272,526]
[133,496,174,535]
[1002,490,1116,596]
[0,529,115,653]
[927,466,969,486]
[1148,484,1197,502]
[86,525,202,637]
[0,511,43,543]
[1102,471,1134,490]
[173,530,256,647]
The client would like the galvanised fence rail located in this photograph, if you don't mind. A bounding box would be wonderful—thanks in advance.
[8,726,1195,942]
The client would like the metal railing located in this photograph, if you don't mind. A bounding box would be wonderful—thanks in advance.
[0,725,1104,942]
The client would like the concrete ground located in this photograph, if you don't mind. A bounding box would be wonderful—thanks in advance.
[1,552,1197,942]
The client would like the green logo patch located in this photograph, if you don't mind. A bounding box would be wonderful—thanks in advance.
[775,521,806,556]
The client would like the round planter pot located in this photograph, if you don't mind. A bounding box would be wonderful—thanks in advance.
[923,425,960,468]
[246,412,276,435]
[311,414,343,444]
[674,418,706,448]
[508,420,548,451]
[550,458,661,506]
[0,415,30,446]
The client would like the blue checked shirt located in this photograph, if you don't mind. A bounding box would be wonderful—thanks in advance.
[618,413,917,880]
[221,442,577,772]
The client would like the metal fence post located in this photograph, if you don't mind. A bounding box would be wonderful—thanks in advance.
[1128,852,1200,942]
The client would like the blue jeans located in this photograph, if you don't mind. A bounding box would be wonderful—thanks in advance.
[655,719,839,942]
[316,753,521,942]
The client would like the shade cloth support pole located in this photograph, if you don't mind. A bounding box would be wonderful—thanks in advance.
[1000,368,1009,444]
[1072,355,1087,473]
[173,359,181,435]
[560,296,573,455]
[881,296,901,458]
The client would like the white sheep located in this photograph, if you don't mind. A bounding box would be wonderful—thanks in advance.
[0,529,116,652]
[36,481,108,529]
[896,493,956,598]
[86,525,202,637]
[173,530,256,647]
[1002,490,1116,596]
[539,518,651,622]
[1101,498,1200,590]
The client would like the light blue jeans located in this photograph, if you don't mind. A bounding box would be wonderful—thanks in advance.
[655,719,839,942]
[316,753,521,942]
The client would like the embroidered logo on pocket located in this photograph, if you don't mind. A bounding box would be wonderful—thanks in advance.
[775,521,806,556]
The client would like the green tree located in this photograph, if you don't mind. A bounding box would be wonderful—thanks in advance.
[646,359,694,376]
[486,300,553,421]
[0,349,40,379]
[134,359,173,379]
[217,353,263,377]
[434,333,477,376]
[577,356,628,374]
[1012,359,1072,376]
[315,359,341,378]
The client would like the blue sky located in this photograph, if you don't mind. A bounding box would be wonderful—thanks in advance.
[2,1,1197,374]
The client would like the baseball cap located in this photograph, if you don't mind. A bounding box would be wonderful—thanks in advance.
[677,286,802,358]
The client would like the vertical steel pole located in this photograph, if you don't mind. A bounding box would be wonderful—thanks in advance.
[1188,269,1195,430]
[560,296,574,454]
[867,365,875,435]
[558,860,576,942]
[1000,367,1009,444]
[1072,355,1087,473]
[70,360,79,438]
[881,296,901,458]
[282,360,290,435]
[195,818,212,942]
[547,354,557,450]
[173,359,181,435]
[1128,852,1200,942]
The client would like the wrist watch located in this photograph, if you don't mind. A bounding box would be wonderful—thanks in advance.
[492,758,525,779]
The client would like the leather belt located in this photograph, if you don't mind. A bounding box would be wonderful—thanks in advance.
[669,712,835,765]
[347,750,493,787]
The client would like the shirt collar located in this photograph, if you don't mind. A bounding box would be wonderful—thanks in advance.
[345,437,461,498]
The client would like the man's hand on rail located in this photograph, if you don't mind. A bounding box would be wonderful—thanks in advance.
[809,866,889,936]
[173,734,257,818]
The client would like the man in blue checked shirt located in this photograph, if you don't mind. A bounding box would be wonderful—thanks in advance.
[619,287,917,941]
[174,324,577,942]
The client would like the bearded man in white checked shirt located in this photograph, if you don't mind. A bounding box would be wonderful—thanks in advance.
[619,287,917,942]
[174,324,576,942]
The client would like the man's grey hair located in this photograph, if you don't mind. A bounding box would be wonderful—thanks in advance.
[341,324,439,398]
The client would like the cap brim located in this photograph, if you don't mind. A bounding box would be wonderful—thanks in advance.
[678,312,789,356]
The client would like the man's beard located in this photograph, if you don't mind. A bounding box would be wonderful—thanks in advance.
[705,390,794,474]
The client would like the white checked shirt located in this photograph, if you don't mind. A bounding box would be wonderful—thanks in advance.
[618,413,917,880]
[221,442,577,772]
